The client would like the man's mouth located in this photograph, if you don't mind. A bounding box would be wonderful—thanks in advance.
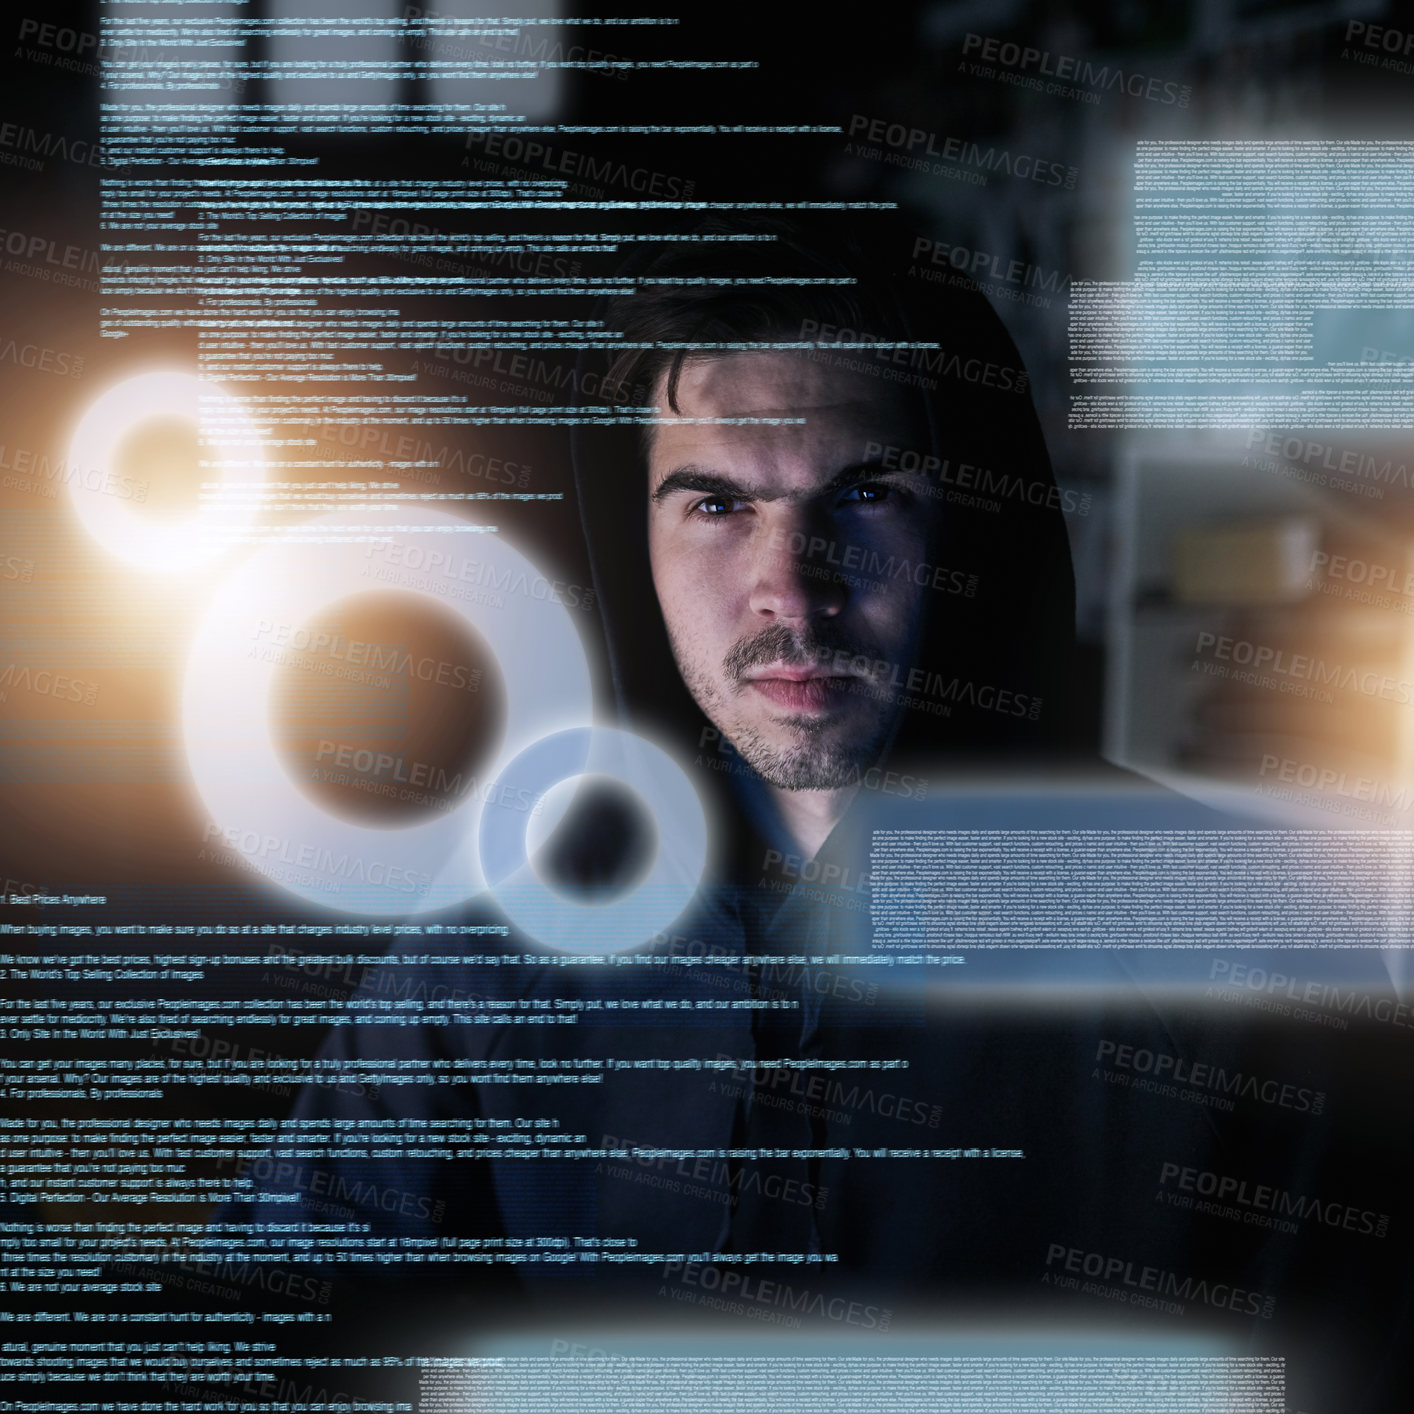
[741,667,860,713]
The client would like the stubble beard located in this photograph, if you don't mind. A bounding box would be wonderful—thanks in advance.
[667,621,899,791]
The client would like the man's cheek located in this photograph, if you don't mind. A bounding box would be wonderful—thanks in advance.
[860,539,936,665]
[647,526,696,628]
[654,560,731,685]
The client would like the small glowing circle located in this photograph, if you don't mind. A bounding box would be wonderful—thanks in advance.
[181,509,592,916]
[480,726,708,953]
[67,370,265,572]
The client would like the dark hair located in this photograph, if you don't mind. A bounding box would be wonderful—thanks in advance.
[577,213,1081,758]
[601,216,920,413]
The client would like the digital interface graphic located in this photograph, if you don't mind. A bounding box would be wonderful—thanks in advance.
[3,5,1414,1413]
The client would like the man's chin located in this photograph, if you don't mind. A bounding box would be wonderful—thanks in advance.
[754,758,872,792]
[734,729,882,792]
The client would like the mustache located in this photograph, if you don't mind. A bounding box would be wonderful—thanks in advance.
[723,624,889,683]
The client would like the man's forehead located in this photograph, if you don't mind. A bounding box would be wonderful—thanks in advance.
[657,350,915,418]
[647,352,927,485]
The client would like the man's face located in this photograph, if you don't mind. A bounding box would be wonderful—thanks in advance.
[647,352,940,791]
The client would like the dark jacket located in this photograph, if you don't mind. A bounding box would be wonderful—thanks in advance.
[209,227,1413,1412]
[214,217,1097,1281]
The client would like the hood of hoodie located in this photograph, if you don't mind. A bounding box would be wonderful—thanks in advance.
[567,215,1077,881]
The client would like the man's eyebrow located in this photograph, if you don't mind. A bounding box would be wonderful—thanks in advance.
[651,466,769,503]
[817,460,928,497]
[651,460,925,504]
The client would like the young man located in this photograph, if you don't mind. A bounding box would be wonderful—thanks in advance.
[576,216,1077,874]
[213,218,1092,1286]
[206,222,1414,1409]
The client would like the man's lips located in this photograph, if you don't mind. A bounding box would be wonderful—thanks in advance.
[741,669,860,712]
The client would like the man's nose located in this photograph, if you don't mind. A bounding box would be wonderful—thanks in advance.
[746,516,847,621]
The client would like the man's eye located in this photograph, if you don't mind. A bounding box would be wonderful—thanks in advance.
[840,483,896,506]
[691,496,743,518]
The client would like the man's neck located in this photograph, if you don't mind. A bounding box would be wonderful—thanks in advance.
[767,782,860,859]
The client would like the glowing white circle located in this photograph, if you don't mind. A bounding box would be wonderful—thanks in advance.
[480,726,708,952]
[67,370,266,573]
[181,508,592,916]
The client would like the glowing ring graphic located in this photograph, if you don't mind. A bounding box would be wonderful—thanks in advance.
[67,370,266,572]
[479,726,708,952]
[181,508,592,916]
